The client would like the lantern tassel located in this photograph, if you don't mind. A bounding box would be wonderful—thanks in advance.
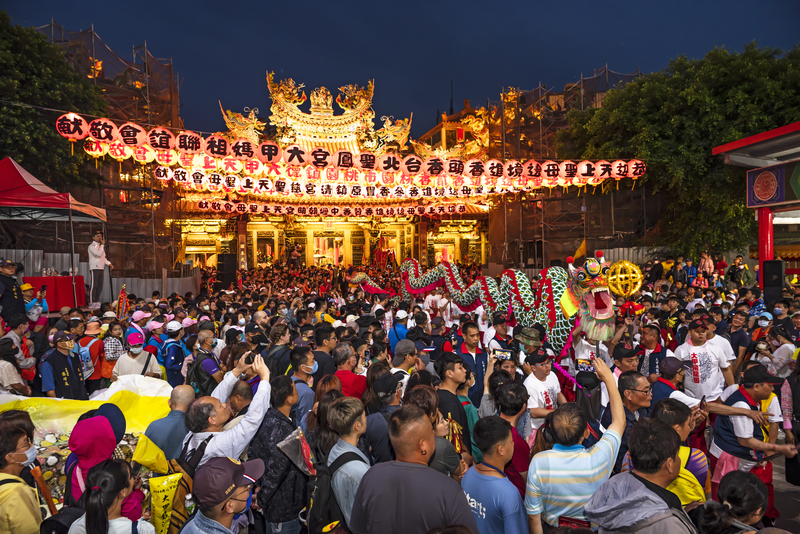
[95,158,98,169]
[71,142,74,156]
[616,180,619,190]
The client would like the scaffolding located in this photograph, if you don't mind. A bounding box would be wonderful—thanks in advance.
[13,20,187,278]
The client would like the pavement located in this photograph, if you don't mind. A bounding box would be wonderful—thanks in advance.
[771,456,800,532]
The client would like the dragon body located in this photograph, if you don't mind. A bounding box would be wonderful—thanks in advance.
[352,255,617,355]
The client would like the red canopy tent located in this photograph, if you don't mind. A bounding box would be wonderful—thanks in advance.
[0,157,107,304]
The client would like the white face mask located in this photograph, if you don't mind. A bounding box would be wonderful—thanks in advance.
[16,444,37,467]
[758,320,770,329]
[130,346,144,355]
[238,318,246,326]
[203,305,210,311]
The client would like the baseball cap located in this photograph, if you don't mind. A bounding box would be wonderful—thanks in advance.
[345,314,358,324]
[132,310,151,322]
[392,339,416,366]
[793,311,800,318]
[193,457,265,510]
[524,347,550,366]
[374,373,403,400]
[395,310,409,320]
[126,331,145,345]
[743,364,785,386]
[613,344,638,362]
[19,283,34,291]
[515,327,542,347]
[660,356,691,376]
[60,306,72,315]
[430,316,445,335]
[688,319,707,331]
[331,320,344,329]
[0,259,15,268]
[166,320,183,333]
[102,311,117,319]
[53,331,76,344]
[181,317,196,328]
[293,335,312,347]
[759,312,774,320]
[244,323,261,334]
[492,313,507,326]
[146,320,165,332]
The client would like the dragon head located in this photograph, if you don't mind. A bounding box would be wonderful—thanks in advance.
[566,251,615,342]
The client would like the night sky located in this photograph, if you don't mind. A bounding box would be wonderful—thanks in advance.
[6,1,799,138]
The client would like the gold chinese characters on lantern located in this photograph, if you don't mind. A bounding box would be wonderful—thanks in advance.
[607,260,644,298]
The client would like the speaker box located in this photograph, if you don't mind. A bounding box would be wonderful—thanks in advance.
[218,253,237,289]
[762,259,785,305]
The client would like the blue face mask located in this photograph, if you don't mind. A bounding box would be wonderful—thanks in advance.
[774,308,783,316]
[212,339,218,348]
[303,360,319,374]
[233,491,252,521]
[238,318,246,326]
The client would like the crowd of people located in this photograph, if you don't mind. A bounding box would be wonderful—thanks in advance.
[0,252,799,534]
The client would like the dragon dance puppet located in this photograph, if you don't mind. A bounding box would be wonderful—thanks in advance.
[353,251,639,355]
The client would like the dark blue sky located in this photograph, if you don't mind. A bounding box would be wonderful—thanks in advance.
[6,1,799,138]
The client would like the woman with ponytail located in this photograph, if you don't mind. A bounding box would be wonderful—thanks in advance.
[690,470,768,534]
[69,459,155,534]
[264,323,292,374]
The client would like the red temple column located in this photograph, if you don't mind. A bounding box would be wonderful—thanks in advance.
[758,207,773,286]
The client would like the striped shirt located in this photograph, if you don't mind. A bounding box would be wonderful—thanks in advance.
[525,430,621,526]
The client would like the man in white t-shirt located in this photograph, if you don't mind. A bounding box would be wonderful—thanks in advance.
[523,347,566,434]
[439,292,455,328]
[709,364,796,486]
[423,289,441,316]
[475,304,491,341]
[673,319,734,402]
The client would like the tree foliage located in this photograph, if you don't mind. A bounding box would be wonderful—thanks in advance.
[556,43,800,258]
[0,12,108,188]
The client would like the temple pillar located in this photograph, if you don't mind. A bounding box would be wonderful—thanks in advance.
[306,230,314,267]
[344,229,353,266]
[480,232,487,265]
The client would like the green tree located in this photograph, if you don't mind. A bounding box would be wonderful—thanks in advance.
[556,43,800,259]
[0,12,108,188]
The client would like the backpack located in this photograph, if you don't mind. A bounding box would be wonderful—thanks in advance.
[38,462,87,534]
[163,436,212,534]
[264,345,291,377]
[76,338,99,378]
[306,452,366,534]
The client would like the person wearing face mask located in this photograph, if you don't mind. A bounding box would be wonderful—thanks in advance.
[180,456,264,534]
[40,331,87,400]
[752,311,773,343]
[65,458,155,534]
[289,346,316,423]
[0,422,42,534]
[112,332,162,380]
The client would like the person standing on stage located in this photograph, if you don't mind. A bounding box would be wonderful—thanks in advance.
[88,231,113,307]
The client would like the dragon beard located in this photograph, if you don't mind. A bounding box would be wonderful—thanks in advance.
[578,299,615,342]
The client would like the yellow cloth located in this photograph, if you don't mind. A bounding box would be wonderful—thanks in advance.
[574,239,586,259]
[666,446,706,506]
[0,473,41,534]
[761,392,777,442]
[132,433,169,474]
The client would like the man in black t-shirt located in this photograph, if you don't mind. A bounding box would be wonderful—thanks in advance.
[434,351,473,462]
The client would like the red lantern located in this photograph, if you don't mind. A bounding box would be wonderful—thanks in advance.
[424,157,445,176]
[147,127,175,150]
[445,158,465,177]
[377,153,401,174]
[154,166,173,181]
[203,135,230,158]
[595,160,612,183]
[243,159,264,176]
[223,175,241,193]
[575,161,595,186]
[194,154,218,172]
[503,160,522,180]
[332,150,354,169]
[283,145,308,166]
[176,131,203,154]
[485,159,504,180]
[257,141,282,164]
[117,122,147,146]
[611,160,628,181]
[541,160,559,187]
[309,147,332,169]
[627,159,646,179]
[56,113,90,142]
[464,159,485,179]
[558,160,578,186]
[87,118,118,143]
[355,151,377,171]
[218,157,243,174]
[231,138,256,161]
[400,155,423,176]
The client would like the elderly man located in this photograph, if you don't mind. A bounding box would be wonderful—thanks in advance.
[88,230,113,306]
[182,353,271,466]
[144,385,195,461]
[187,329,225,396]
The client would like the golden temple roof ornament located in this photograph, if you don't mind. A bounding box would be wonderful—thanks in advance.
[218,102,267,145]
[265,71,410,155]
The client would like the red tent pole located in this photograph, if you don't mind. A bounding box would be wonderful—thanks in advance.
[69,205,77,307]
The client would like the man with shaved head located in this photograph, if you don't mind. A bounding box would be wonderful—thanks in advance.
[251,310,270,352]
[349,405,479,534]
[182,353,271,466]
[144,384,196,462]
